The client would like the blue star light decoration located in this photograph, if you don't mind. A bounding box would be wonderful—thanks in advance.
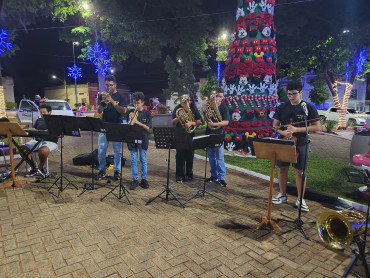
[67,64,82,79]
[86,42,112,76]
[355,49,367,76]
[0,29,13,55]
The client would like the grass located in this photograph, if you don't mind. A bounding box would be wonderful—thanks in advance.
[151,125,362,201]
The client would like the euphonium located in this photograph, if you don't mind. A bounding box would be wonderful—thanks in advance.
[317,209,366,249]
[128,108,138,125]
[202,94,222,130]
[175,95,196,134]
[100,92,112,110]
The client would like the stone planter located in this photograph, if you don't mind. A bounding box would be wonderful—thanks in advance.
[152,114,173,127]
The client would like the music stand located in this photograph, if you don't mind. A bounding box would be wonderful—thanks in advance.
[100,123,143,203]
[44,115,80,196]
[253,138,297,232]
[146,127,185,208]
[189,134,225,202]
[0,122,28,188]
[76,117,105,191]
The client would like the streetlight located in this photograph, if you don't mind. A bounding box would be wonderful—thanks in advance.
[72,41,79,104]
[52,75,68,101]
[217,32,228,86]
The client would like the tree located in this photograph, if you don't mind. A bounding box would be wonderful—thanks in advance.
[199,73,217,98]
[309,78,330,106]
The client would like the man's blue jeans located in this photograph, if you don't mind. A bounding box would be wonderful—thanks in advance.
[98,133,121,172]
[130,147,147,180]
[207,143,226,180]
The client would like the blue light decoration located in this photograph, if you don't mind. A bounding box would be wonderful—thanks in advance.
[217,61,221,86]
[345,61,350,81]
[67,64,82,79]
[86,42,112,76]
[355,49,367,76]
[0,29,13,55]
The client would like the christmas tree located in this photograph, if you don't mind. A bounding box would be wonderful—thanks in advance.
[221,0,278,154]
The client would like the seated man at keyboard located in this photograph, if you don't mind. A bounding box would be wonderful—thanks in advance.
[21,104,58,177]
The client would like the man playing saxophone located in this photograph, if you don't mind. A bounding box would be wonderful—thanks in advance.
[172,94,202,183]
[95,74,127,181]
[205,87,229,187]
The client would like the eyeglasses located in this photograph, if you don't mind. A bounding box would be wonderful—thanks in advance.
[287,92,299,97]
[105,83,115,87]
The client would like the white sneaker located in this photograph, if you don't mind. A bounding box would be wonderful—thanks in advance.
[272,193,288,204]
[295,199,309,212]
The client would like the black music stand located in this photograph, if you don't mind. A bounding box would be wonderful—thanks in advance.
[146,127,185,208]
[253,137,297,233]
[188,134,225,202]
[44,115,80,197]
[100,123,143,203]
[76,117,105,191]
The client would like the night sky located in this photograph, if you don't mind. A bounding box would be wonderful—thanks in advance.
[1,0,236,103]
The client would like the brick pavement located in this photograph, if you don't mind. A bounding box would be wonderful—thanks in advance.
[0,131,363,277]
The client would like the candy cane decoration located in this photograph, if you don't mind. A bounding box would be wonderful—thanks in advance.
[268,95,273,107]
[225,96,232,108]
[261,95,267,106]
[247,95,254,107]
[240,95,248,107]
[273,95,278,107]
[232,96,239,108]
[254,95,261,107]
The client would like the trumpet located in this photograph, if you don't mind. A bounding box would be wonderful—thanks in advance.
[128,108,138,125]
[174,94,196,134]
[99,92,112,110]
[202,94,222,130]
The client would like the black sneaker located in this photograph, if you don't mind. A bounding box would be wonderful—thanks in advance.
[130,179,139,190]
[26,169,38,177]
[219,180,227,187]
[186,174,193,180]
[205,176,218,182]
[176,177,184,183]
[113,171,120,181]
[140,179,149,189]
[94,171,106,180]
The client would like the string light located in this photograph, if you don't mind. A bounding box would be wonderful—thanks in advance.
[0,29,12,55]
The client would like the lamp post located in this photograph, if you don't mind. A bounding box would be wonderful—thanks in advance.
[52,75,67,101]
[217,32,228,87]
[72,42,79,105]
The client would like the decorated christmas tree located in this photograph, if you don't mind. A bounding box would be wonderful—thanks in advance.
[221,0,278,154]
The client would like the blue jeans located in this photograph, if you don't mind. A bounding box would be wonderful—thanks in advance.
[98,133,122,172]
[207,143,226,180]
[130,147,147,180]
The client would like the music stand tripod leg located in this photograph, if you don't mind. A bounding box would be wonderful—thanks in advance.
[100,142,130,204]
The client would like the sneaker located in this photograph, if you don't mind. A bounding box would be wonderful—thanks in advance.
[272,193,288,204]
[186,175,193,180]
[176,177,184,183]
[94,171,106,180]
[26,169,38,177]
[295,199,309,212]
[113,171,120,181]
[140,179,149,189]
[206,176,218,182]
[219,180,227,187]
[130,179,139,190]
[40,168,49,178]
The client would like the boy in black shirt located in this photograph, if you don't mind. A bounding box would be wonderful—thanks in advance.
[127,92,152,190]
[272,80,321,212]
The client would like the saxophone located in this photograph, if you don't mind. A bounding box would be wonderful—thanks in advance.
[202,94,222,130]
[175,95,196,134]
[128,108,138,125]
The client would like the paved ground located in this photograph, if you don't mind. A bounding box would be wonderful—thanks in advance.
[0,131,366,278]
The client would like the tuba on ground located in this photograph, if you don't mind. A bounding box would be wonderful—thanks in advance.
[175,95,196,134]
[317,209,366,249]
[202,94,222,130]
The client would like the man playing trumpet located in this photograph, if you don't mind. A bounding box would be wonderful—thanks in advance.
[95,74,127,181]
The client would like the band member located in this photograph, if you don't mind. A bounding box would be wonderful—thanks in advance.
[95,74,127,181]
[127,92,152,190]
[172,94,202,183]
[22,104,58,177]
[272,80,320,212]
[205,87,229,187]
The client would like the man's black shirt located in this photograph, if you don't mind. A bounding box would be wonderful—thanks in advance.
[34,118,58,144]
[205,102,229,135]
[127,109,152,150]
[98,92,127,123]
